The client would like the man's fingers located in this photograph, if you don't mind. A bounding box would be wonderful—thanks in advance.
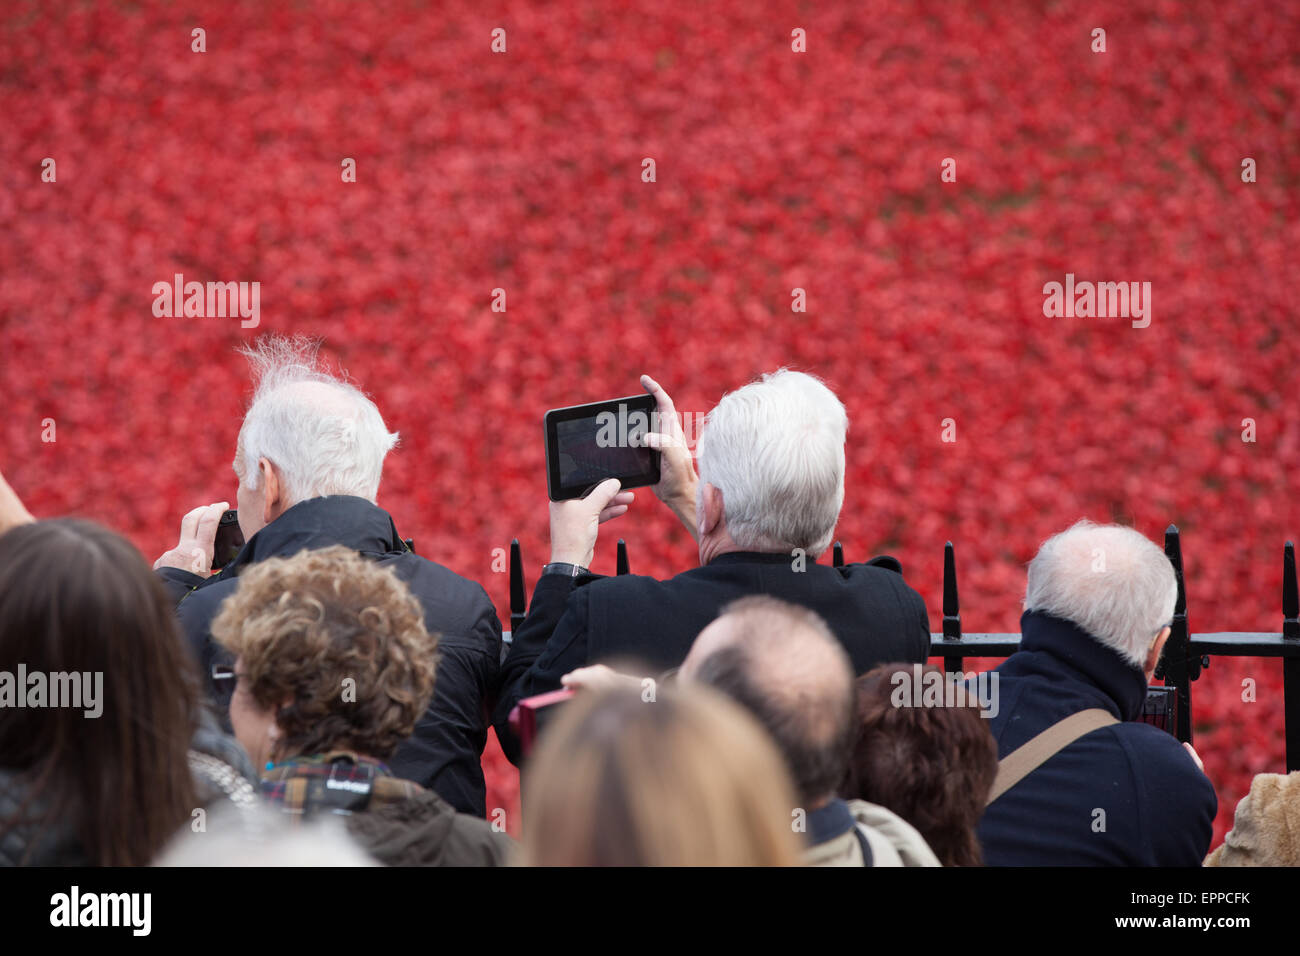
[560,665,612,690]
[0,470,35,529]
[179,506,206,542]
[195,502,229,545]
[641,431,684,451]
[597,490,635,522]
[584,478,624,510]
[1183,741,1206,773]
[597,504,630,523]
[640,374,684,436]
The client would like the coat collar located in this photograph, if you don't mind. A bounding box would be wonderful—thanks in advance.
[706,550,818,567]
[216,495,405,581]
[1017,610,1150,721]
[805,797,856,846]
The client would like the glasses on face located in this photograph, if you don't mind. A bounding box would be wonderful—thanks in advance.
[211,662,238,696]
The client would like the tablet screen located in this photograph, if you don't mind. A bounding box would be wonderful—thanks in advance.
[545,394,662,500]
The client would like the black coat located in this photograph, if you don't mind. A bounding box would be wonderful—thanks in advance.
[157,495,502,817]
[975,611,1217,866]
[494,550,931,763]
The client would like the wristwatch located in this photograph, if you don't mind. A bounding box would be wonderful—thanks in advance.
[542,561,589,578]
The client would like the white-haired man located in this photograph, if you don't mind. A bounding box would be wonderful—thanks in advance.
[154,337,502,818]
[975,520,1216,865]
[493,369,931,763]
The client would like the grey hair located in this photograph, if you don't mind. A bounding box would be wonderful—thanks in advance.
[695,369,847,556]
[235,336,399,506]
[688,596,855,804]
[1024,520,1178,668]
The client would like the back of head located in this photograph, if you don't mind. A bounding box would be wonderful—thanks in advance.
[211,545,438,761]
[0,519,199,865]
[696,369,847,555]
[235,335,399,506]
[520,685,802,866]
[1024,520,1177,668]
[684,596,855,806]
[845,664,998,866]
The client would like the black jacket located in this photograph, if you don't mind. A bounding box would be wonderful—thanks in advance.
[494,550,931,763]
[157,496,502,817]
[975,611,1217,866]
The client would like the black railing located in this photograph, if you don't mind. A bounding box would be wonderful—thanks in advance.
[503,526,1300,770]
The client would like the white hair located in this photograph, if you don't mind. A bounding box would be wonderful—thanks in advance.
[1024,520,1178,668]
[695,369,847,556]
[235,336,399,506]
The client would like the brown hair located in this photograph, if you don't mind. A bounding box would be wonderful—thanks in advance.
[842,663,998,866]
[212,545,437,760]
[0,520,200,865]
[519,685,804,866]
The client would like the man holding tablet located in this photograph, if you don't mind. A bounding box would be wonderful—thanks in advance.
[494,369,932,765]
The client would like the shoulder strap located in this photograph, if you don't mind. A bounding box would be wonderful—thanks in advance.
[986,709,1119,806]
[852,823,875,867]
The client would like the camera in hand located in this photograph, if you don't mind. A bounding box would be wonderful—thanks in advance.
[211,509,245,572]
[544,393,662,501]
[1138,685,1178,734]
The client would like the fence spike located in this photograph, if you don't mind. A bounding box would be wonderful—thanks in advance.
[942,541,961,640]
[1165,524,1187,614]
[1161,524,1195,740]
[509,538,525,633]
[1284,541,1299,640]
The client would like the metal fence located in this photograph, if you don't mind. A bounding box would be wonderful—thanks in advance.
[503,527,1300,770]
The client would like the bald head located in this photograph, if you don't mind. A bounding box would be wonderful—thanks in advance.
[682,596,854,805]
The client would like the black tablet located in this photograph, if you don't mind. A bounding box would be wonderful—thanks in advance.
[544,393,662,501]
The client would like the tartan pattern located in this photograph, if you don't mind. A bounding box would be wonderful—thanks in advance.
[260,751,422,822]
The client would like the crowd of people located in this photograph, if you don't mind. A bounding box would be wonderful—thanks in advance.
[0,334,1288,866]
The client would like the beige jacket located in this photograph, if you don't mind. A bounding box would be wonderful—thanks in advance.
[804,799,942,867]
[1205,771,1300,866]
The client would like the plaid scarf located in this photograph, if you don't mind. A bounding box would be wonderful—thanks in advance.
[260,751,421,821]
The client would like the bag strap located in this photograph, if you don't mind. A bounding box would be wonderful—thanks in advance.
[986,708,1118,806]
[851,823,875,867]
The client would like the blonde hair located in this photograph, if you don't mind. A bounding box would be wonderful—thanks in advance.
[519,685,803,866]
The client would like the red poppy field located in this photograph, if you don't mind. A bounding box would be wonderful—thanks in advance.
[2,0,1298,846]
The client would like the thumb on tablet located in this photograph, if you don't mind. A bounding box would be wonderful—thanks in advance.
[585,477,624,508]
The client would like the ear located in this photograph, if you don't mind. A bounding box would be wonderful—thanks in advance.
[258,458,282,526]
[1144,625,1171,679]
[699,483,724,538]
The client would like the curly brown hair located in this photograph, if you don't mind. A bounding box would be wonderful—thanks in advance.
[842,663,998,867]
[212,545,437,760]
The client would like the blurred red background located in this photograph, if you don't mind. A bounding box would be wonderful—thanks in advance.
[2,0,1297,848]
